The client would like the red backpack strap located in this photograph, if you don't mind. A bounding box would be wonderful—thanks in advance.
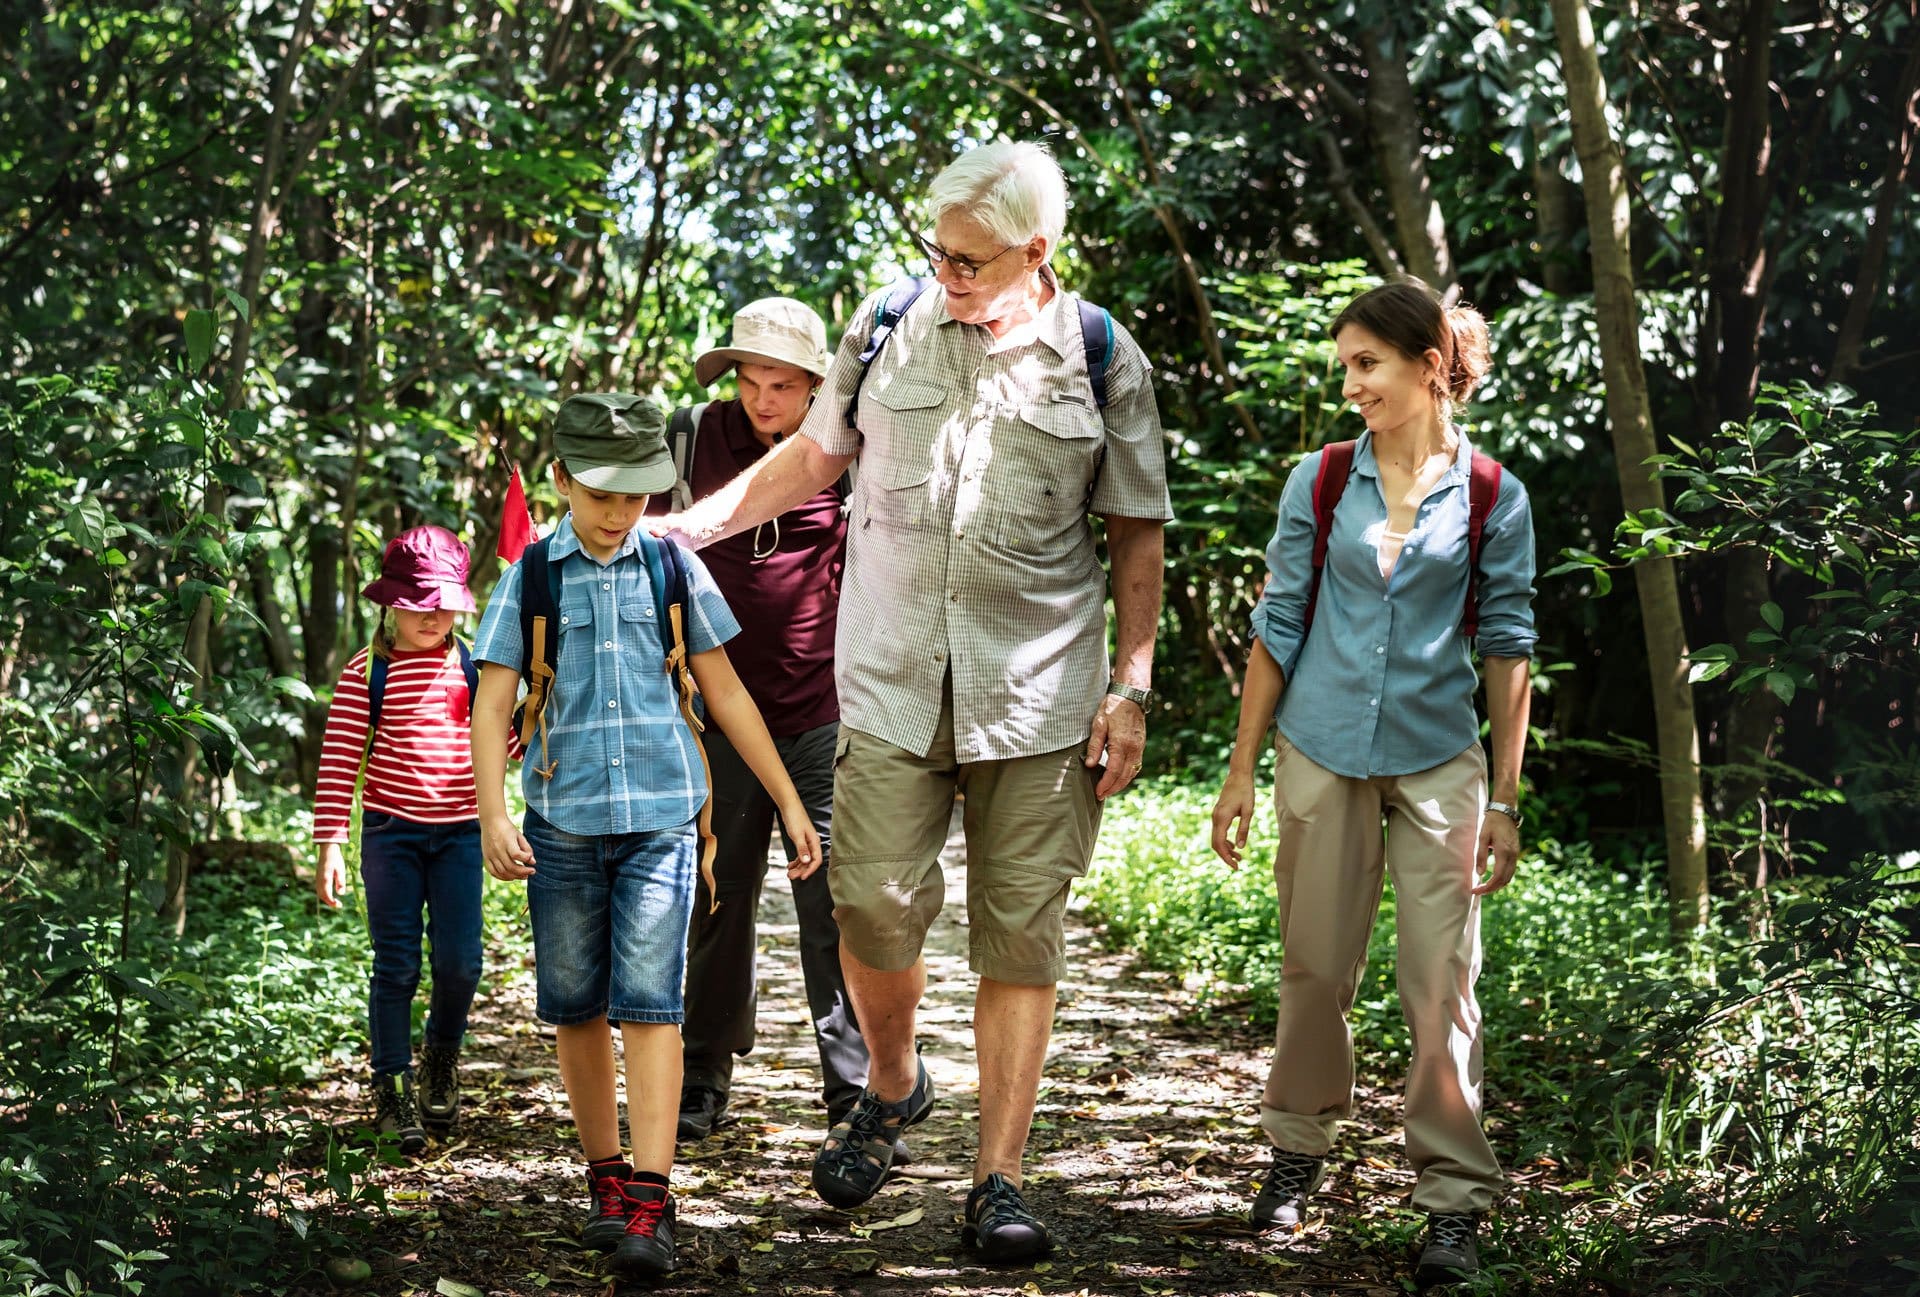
[1303,440,1357,634]
[1463,450,1503,638]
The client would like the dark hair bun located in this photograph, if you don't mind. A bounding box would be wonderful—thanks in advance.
[1445,305,1491,401]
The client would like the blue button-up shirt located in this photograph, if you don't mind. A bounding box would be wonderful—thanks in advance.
[1252,432,1536,779]
[473,515,740,836]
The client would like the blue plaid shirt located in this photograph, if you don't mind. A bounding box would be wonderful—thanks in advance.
[1253,431,1537,779]
[473,515,740,836]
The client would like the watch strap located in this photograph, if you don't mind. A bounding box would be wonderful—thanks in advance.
[1106,680,1153,708]
[1485,800,1522,827]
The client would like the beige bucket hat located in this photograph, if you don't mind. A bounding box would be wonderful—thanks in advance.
[693,297,830,387]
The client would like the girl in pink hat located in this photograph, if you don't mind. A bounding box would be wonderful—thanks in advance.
[311,524,503,1155]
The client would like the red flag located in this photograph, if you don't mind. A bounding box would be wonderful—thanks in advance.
[497,464,534,563]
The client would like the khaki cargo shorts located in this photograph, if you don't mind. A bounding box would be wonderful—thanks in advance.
[828,694,1103,986]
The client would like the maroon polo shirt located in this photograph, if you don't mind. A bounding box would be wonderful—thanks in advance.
[647,399,846,737]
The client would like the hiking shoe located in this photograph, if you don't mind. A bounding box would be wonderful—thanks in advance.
[961,1173,1053,1262]
[1415,1212,1480,1287]
[676,1086,728,1141]
[582,1161,633,1252]
[826,1102,914,1166]
[417,1041,461,1133]
[811,1057,935,1209]
[1251,1148,1326,1232]
[372,1073,427,1157]
[611,1182,677,1278]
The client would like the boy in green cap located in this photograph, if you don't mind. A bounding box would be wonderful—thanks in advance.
[471,393,822,1280]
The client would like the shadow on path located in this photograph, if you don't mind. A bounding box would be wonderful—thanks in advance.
[292,803,1470,1296]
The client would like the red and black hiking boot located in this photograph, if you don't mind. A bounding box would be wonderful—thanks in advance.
[611,1181,676,1278]
[582,1161,633,1252]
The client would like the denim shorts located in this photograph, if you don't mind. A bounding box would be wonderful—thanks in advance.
[522,808,697,1026]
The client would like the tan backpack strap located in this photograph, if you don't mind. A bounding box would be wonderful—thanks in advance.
[667,602,719,912]
[521,614,559,780]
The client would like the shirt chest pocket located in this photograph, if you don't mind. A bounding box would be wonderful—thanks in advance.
[991,399,1105,555]
[861,379,947,531]
[555,595,599,675]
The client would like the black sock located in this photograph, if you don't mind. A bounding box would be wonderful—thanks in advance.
[587,1156,631,1179]
[631,1170,669,1190]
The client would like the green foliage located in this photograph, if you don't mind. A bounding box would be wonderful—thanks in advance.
[1084,785,1920,1290]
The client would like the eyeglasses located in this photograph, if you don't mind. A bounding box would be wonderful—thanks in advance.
[751,516,780,561]
[914,232,1019,280]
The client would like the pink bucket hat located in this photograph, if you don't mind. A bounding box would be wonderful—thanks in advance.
[361,525,477,612]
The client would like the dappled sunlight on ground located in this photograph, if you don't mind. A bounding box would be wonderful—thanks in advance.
[285,801,1526,1295]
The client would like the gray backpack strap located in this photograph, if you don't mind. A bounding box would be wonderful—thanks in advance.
[667,401,709,512]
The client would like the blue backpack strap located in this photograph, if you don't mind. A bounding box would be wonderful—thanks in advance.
[365,649,389,744]
[514,535,563,779]
[845,277,936,429]
[1076,298,1115,410]
[453,638,477,707]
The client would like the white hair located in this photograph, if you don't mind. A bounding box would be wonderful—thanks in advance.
[924,140,1068,253]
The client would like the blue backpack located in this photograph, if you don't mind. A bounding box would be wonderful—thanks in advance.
[844,277,1117,426]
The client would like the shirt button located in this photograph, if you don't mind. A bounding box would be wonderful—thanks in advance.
[603,582,611,590]
[1369,697,1378,706]
[956,529,965,538]
[560,615,570,624]
[1375,646,1385,655]
[645,608,655,617]
[934,652,945,662]
[949,592,959,602]
[611,758,621,767]
[608,699,618,709]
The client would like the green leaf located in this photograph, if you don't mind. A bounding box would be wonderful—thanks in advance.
[1765,671,1796,705]
[223,287,251,321]
[185,308,216,371]
[1759,602,1784,632]
[65,498,109,551]
[1591,568,1612,596]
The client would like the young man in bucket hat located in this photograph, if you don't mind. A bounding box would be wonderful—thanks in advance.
[645,299,890,1158]
[470,393,825,1279]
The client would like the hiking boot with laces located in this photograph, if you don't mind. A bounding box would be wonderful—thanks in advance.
[1415,1212,1480,1287]
[582,1162,632,1252]
[676,1086,728,1141]
[1251,1148,1326,1232]
[372,1073,427,1157]
[961,1172,1053,1262]
[811,1057,935,1209]
[611,1182,677,1278]
[417,1041,461,1133]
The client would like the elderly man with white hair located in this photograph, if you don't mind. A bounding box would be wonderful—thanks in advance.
[656,139,1170,1260]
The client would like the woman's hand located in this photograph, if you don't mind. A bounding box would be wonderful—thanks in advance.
[482,814,537,881]
[315,843,349,908]
[779,802,823,881]
[1472,811,1520,895]
[1210,771,1258,870]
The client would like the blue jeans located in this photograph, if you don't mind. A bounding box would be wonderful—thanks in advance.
[358,812,485,1078]
[523,808,697,1026]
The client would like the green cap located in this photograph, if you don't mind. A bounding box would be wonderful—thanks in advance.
[552,393,674,495]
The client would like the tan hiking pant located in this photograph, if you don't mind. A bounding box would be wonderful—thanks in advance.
[1258,739,1504,1215]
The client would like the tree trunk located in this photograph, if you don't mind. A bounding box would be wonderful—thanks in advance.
[1359,23,1455,293]
[1829,29,1920,386]
[1551,0,1711,933]
[1707,0,1782,894]
[1531,122,1581,294]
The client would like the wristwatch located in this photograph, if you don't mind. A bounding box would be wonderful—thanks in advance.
[1485,800,1523,828]
[1106,680,1154,709]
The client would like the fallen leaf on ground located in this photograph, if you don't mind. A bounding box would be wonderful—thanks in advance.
[852,1206,925,1236]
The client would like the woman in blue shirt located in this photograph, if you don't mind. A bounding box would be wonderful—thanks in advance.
[1211,280,1536,1287]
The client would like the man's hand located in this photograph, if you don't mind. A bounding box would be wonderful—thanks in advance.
[315,843,349,908]
[1472,811,1521,896]
[1084,692,1146,800]
[482,814,537,881]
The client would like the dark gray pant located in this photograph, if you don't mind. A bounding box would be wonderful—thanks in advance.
[682,721,868,1119]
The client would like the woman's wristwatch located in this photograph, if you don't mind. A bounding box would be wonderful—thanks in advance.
[1485,800,1523,828]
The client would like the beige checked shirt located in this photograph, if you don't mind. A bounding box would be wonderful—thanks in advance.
[801,271,1172,763]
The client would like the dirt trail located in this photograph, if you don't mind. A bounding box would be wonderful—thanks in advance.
[293,807,1473,1296]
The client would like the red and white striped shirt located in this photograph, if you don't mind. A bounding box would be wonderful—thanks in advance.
[312,645,488,842]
